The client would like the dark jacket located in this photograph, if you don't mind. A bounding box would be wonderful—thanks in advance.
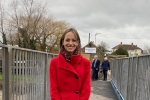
[102,60,110,71]
[92,59,100,70]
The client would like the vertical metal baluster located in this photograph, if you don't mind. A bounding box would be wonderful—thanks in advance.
[24,51,27,100]
[33,52,35,100]
[2,47,5,100]
[12,49,16,100]
[15,49,19,100]
[27,52,29,100]
[22,50,25,100]
[44,54,48,100]
[29,52,32,100]
[18,50,21,100]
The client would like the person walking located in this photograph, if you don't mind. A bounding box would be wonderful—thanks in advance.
[92,55,100,81]
[101,57,110,81]
[48,28,91,100]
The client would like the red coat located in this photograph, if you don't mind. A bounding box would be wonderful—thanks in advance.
[49,53,91,100]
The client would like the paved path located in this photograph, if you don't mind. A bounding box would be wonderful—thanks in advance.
[90,70,118,100]
[89,80,118,100]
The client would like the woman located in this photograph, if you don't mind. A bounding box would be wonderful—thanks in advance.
[49,28,91,100]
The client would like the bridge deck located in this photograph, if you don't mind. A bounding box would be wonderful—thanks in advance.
[89,80,118,100]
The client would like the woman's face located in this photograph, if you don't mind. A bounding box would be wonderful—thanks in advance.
[63,32,79,53]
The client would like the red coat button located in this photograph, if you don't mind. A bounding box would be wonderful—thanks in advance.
[76,76,79,79]
[76,91,79,94]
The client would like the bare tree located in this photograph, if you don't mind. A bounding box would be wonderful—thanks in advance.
[97,41,109,52]
[46,20,70,53]
[7,0,47,49]
[6,0,70,53]
[143,45,150,54]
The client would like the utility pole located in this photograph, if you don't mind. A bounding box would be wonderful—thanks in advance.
[88,33,90,43]
[95,33,101,45]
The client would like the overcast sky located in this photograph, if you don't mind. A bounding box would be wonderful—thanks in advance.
[3,0,150,50]
[44,0,150,50]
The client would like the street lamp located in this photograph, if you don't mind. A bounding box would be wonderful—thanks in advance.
[95,33,101,45]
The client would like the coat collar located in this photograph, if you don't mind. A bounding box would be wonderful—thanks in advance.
[57,53,82,74]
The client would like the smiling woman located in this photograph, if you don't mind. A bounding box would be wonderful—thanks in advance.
[49,28,91,100]
[62,31,79,53]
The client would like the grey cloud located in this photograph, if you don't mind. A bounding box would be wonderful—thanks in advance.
[46,0,150,49]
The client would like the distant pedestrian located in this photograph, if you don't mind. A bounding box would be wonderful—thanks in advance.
[92,55,100,81]
[101,57,110,81]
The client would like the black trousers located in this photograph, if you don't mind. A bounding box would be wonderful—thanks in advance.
[103,70,108,80]
[92,68,99,80]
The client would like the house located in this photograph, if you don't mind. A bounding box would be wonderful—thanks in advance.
[112,42,142,56]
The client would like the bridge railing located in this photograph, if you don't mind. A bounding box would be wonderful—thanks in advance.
[111,54,150,100]
[0,44,57,100]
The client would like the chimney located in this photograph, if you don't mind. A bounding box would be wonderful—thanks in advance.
[131,43,133,45]
[120,42,122,45]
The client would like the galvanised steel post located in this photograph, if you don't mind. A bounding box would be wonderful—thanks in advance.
[3,47,12,100]
[44,54,48,100]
